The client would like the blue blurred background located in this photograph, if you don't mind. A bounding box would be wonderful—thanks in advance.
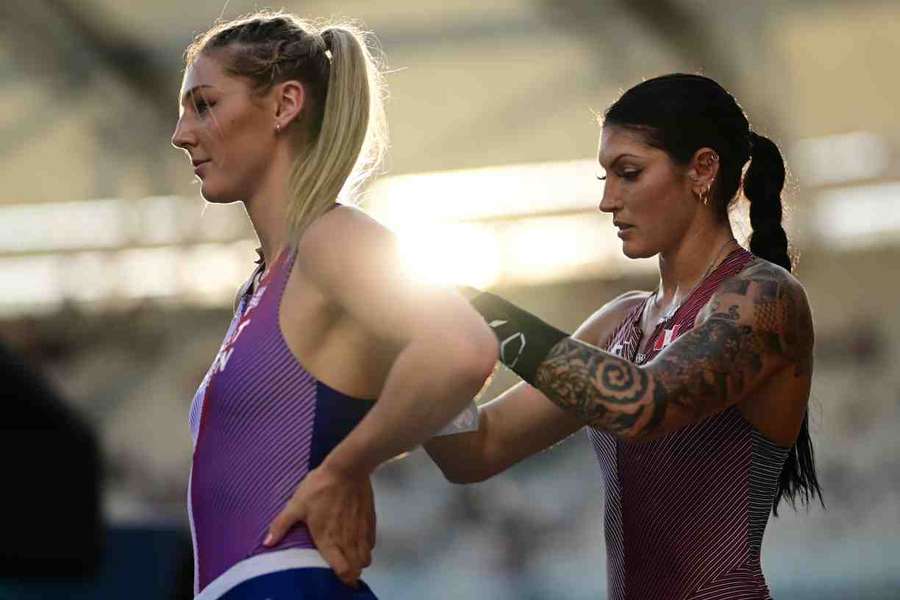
[1,0,899,598]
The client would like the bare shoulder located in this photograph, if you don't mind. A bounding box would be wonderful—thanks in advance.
[574,290,651,344]
[709,258,810,321]
[719,258,805,296]
[296,205,400,280]
[298,204,394,254]
[699,257,814,375]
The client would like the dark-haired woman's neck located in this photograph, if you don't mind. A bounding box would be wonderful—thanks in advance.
[656,219,736,309]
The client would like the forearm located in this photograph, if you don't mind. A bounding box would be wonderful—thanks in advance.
[509,321,764,441]
[425,380,585,482]
[424,423,493,484]
[533,337,665,440]
[466,289,668,440]
[323,335,496,477]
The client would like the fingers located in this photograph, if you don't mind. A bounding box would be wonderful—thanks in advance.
[319,542,360,587]
[268,467,376,588]
[360,518,373,567]
[339,503,367,577]
[265,502,304,547]
[357,531,372,569]
[368,485,377,550]
[353,509,372,570]
[362,493,375,566]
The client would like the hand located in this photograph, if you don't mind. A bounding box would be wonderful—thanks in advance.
[264,464,376,586]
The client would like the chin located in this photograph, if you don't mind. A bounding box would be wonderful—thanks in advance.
[621,240,655,260]
[199,181,240,205]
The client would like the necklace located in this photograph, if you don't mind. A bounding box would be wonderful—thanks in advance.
[652,237,737,325]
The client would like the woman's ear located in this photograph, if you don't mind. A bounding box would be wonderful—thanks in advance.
[686,147,720,195]
[272,80,306,131]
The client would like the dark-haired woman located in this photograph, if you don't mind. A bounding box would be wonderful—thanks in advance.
[287,73,822,599]
[431,73,822,599]
[172,11,497,600]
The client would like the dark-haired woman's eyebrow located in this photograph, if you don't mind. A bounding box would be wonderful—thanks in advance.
[598,153,641,170]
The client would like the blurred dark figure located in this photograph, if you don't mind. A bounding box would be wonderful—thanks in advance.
[171,534,195,600]
[0,340,102,579]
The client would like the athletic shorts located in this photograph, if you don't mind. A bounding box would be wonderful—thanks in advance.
[196,548,377,599]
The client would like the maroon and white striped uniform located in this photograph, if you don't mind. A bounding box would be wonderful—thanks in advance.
[590,248,790,600]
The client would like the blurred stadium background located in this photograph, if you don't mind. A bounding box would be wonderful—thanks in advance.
[2,0,899,598]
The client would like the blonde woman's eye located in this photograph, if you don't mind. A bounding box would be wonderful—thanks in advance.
[192,96,214,114]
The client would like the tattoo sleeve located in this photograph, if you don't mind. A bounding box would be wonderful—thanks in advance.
[533,261,814,441]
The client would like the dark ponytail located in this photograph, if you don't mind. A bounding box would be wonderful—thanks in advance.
[604,74,823,516]
[744,133,790,270]
[744,131,824,515]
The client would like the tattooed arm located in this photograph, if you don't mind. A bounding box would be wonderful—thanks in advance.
[534,260,814,442]
[426,291,648,483]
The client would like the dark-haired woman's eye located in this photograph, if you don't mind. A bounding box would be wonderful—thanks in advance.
[596,174,607,182]
[621,170,641,181]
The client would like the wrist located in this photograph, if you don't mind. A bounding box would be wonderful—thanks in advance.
[321,443,377,480]
[468,291,569,384]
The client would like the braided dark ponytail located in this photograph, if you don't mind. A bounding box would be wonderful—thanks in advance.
[743,131,823,515]
[744,133,791,271]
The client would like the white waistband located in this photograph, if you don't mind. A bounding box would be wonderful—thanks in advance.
[196,547,329,600]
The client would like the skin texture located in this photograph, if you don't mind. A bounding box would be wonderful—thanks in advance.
[171,52,498,585]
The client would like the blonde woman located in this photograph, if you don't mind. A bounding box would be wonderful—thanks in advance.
[171,12,497,599]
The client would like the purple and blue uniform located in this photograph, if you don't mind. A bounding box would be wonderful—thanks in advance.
[592,248,790,600]
[188,246,377,599]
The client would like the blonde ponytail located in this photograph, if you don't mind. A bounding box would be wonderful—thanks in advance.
[285,25,387,235]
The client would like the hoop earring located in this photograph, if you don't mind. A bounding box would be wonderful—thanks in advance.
[701,185,711,206]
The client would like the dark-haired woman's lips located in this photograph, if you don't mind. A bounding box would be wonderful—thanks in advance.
[193,160,210,175]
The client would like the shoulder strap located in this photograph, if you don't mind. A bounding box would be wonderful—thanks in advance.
[232,261,265,314]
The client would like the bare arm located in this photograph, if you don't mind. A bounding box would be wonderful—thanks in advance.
[265,207,498,581]
[534,261,814,442]
[425,291,648,483]
[300,206,499,476]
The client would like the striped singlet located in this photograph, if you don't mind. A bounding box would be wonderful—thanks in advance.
[589,248,791,600]
[188,245,375,596]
